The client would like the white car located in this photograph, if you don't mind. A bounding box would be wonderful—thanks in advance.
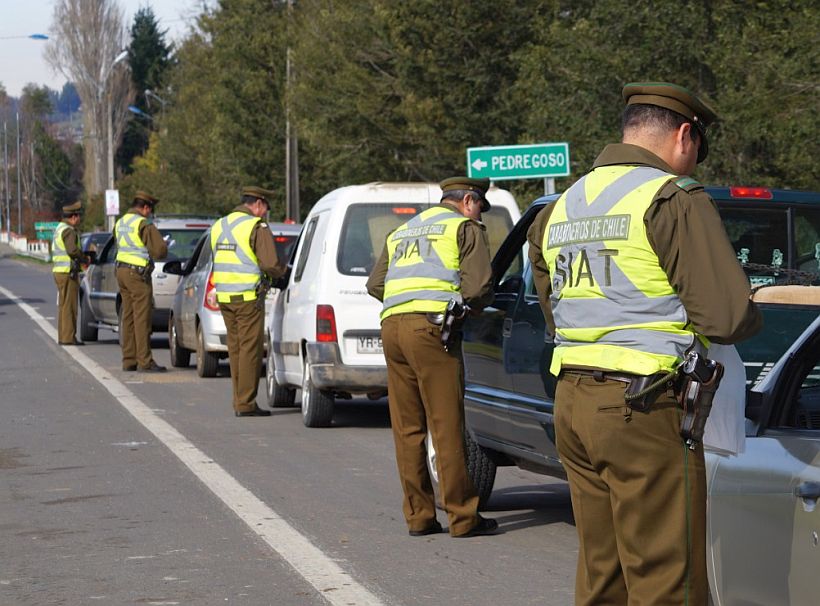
[265,181,521,427]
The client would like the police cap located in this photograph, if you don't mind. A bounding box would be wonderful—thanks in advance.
[61,201,83,215]
[134,190,159,207]
[622,82,718,163]
[440,176,491,212]
[242,186,275,207]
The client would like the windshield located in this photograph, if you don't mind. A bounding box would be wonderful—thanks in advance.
[161,229,208,261]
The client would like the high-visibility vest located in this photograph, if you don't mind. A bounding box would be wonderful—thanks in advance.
[52,222,72,274]
[210,211,262,303]
[381,205,468,320]
[115,213,150,267]
[543,165,706,376]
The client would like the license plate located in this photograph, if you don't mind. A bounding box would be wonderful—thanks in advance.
[357,336,383,354]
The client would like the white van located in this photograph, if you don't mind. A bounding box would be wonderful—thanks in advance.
[265,181,521,427]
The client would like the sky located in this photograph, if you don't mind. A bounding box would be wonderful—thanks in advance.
[0,0,207,97]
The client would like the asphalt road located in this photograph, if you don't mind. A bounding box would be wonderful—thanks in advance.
[0,252,578,606]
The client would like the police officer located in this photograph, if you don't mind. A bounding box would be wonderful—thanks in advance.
[367,177,499,538]
[52,200,84,346]
[211,186,285,417]
[115,191,168,372]
[527,83,762,604]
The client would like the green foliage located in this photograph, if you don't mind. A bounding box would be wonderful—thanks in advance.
[122,0,819,221]
[118,7,173,173]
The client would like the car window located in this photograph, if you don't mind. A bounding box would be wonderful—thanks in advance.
[192,237,212,273]
[719,207,789,281]
[337,203,426,276]
[784,342,820,430]
[482,206,515,258]
[100,238,118,263]
[160,229,207,261]
[794,207,820,273]
[294,217,319,282]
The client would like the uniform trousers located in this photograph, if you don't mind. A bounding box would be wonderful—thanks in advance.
[219,300,264,413]
[53,272,79,343]
[381,313,479,536]
[555,373,707,606]
[116,266,155,368]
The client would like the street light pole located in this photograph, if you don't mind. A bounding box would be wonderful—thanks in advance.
[106,50,129,231]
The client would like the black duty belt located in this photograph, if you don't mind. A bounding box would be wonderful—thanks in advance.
[115,261,148,274]
[563,368,648,385]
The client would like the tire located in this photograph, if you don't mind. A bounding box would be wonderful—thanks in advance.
[168,312,191,368]
[428,429,497,511]
[300,359,334,427]
[79,292,98,342]
[266,338,295,407]
[196,323,219,378]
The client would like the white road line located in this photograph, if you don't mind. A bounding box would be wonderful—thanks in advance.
[0,284,387,606]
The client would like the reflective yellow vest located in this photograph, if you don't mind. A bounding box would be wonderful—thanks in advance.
[52,222,72,274]
[115,213,150,267]
[381,205,468,320]
[543,165,705,376]
[210,211,262,303]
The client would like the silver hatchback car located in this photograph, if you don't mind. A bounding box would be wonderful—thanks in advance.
[166,221,301,377]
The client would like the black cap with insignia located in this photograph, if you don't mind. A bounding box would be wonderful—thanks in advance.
[622,82,718,163]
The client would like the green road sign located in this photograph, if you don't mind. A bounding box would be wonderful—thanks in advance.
[35,221,61,241]
[467,143,570,180]
[35,221,61,231]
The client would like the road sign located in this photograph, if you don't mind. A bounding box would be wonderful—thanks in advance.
[467,143,570,181]
[105,189,120,216]
[35,221,60,240]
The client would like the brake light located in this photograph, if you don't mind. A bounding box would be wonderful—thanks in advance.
[283,218,296,224]
[185,223,212,228]
[392,207,418,214]
[274,236,291,243]
[729,186,773,200]
[204,272,220,311]
[316,304,338,342]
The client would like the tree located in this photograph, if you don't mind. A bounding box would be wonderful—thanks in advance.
[117,7,172,173]
[45,0,133,196]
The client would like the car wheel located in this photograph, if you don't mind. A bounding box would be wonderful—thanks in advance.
[168,312,191,368]
[79,292,98,342]
[196,323,219,378]
[427,429,497,511]
[266,339,295,408]
[300,359,334,427]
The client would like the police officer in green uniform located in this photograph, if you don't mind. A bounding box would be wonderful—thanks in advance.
[211,186,285,417]
[115,191,168,372]
[527,83,762,604]
[367,177,499,538]
[52,201,84,345]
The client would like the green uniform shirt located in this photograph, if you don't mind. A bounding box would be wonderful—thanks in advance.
[527,143,762,344]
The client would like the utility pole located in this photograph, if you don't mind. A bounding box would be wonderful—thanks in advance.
[284,0,300,222]
[16,112,21,235]
[3,122,9,236]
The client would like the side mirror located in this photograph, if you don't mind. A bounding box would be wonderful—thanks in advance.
[272,275,288,290]
[163,259,185,275]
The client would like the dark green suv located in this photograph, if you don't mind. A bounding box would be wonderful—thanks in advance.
[460,186,820,502]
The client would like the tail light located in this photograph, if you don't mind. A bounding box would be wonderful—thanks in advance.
[729,186,773,199]
[204,272,219,311]
[316,304,337,342]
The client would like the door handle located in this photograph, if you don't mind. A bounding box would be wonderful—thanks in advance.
[285,289,290,303]
[795,482,820,500]
[502,317,513,337]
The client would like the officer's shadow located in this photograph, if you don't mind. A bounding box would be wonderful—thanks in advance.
[483,482,575,531]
